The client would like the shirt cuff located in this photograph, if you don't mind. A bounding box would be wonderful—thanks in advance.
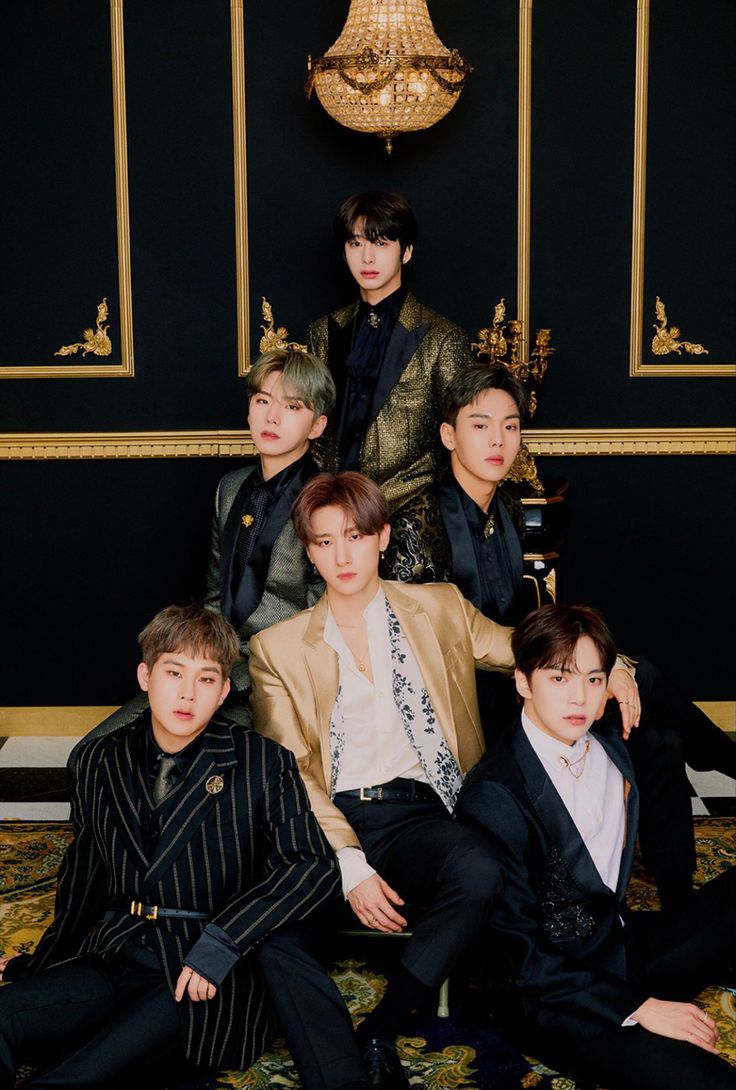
[337,846,377,899]
[184,923,242,987]
[622,1014,639,1027]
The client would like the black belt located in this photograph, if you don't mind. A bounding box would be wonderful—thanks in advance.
[108,899,210,922]
[336,778,438,803]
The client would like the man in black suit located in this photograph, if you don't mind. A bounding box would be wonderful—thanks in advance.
[0,605,367,1090]
[69,346,335,761]
[457,603,736,1090]
[387,362,736,910]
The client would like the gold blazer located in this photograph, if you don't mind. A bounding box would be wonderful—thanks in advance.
[308,292,474,513]
[249,580,514,852]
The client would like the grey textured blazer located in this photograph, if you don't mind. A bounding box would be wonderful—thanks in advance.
[204,460,324,692]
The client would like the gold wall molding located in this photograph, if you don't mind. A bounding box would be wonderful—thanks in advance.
[1,1,134,380]
[629,1,734,378]
[1,428,732,461]
[231,0,251,377]
[1,700,731,737]
[517,0,532,362]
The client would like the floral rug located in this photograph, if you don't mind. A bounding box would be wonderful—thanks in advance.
[1,819,734,1089]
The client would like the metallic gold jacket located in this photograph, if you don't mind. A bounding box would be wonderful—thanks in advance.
[308,292,473,513]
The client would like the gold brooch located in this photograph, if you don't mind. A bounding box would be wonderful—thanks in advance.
[367,310,380,328]
[241,514,254,527]
[205,775,225,794]
[483,515,495,538]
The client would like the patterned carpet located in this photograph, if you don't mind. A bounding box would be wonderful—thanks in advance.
[1,819,734,1089]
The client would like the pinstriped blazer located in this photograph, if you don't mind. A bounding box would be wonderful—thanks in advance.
[12,713,339,1069]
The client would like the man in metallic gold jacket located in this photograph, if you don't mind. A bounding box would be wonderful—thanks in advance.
[308,191,473,517]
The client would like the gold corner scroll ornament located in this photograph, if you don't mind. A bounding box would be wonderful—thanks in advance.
[473,298,556,494]
[55,299,112,358]
[651,297,709,358]
[258,297,307,357]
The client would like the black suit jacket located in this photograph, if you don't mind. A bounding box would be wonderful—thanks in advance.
[383,476,548,623]
[11,713,339,1069]
[457,717,647,1041]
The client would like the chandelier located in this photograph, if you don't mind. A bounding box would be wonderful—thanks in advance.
[306,0,472,153]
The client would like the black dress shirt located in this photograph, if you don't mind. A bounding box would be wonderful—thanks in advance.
[455,481,525,624]
[335,284,408,469]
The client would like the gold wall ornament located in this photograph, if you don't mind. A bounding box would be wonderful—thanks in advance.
[473,300,557,495]
[651,297,709,357]
[54,299,112,358]
[258,298,307,357]
[506,444,544,494]
[306,0,472,153]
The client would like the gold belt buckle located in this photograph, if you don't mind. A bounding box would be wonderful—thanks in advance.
[130,899,158,920]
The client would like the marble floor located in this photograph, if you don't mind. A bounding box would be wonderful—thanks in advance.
[0,730,734,822]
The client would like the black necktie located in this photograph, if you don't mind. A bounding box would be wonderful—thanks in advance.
[152,755,178,806]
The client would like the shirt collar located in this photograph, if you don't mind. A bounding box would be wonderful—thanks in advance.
[521,709,589,773]
[257,448,312,499]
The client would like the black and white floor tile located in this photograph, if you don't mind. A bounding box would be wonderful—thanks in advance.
[0,732,734,822]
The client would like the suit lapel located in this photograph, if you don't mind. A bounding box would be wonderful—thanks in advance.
[302,595,340,792]
[229,454,317,628]
[510,724,610,898]
[364,293,429,430]
[102,728,150,869]
[436,476,483,609]
[219,467,257,618]
[144,717,239,891]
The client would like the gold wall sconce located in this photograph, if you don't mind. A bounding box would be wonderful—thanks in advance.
[473,299,556,493]
[306,0,472,153]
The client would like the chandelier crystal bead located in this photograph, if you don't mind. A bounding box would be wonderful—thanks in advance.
[307,0,472,153]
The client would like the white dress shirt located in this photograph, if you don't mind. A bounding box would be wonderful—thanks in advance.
[324,589,431,897]
[521,711,626,893]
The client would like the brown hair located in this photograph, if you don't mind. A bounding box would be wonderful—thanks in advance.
[442,364,529,427]
[512,603,617,678]
[291,472,389,544]
[138,604,241,676]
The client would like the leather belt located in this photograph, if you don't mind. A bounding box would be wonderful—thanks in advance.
[109,899,210,922]
[336,778,437,804]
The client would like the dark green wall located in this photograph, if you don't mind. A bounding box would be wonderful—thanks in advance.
[2,0,734,703]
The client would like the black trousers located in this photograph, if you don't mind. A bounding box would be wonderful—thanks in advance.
[0,943,184,1090]
[334,794,504,989]
[256,924,368,1090]
[529,867,736,1090]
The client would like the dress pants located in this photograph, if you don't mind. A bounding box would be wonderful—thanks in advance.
[256,924,368,1090]
[527,867,736,1090]
[334,794,504,989]
[0,942,185,1090]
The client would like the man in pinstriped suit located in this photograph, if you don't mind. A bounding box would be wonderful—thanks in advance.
[0,605,367,1090]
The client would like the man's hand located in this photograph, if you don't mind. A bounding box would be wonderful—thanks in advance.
[607,669,641,739]
[175,966,217,1002]
[0,955,11,981]
[633,998,720,1053]
[347,873,407,933]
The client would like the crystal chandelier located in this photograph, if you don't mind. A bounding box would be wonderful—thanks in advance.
[306,0,472,153]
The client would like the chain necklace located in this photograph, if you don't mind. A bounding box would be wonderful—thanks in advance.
[558,739,590,779]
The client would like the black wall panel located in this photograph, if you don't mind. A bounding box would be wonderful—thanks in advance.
[1,1,733,705]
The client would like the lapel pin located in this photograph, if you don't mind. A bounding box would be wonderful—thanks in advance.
[205,774,225,795]
[241,514,254,527]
